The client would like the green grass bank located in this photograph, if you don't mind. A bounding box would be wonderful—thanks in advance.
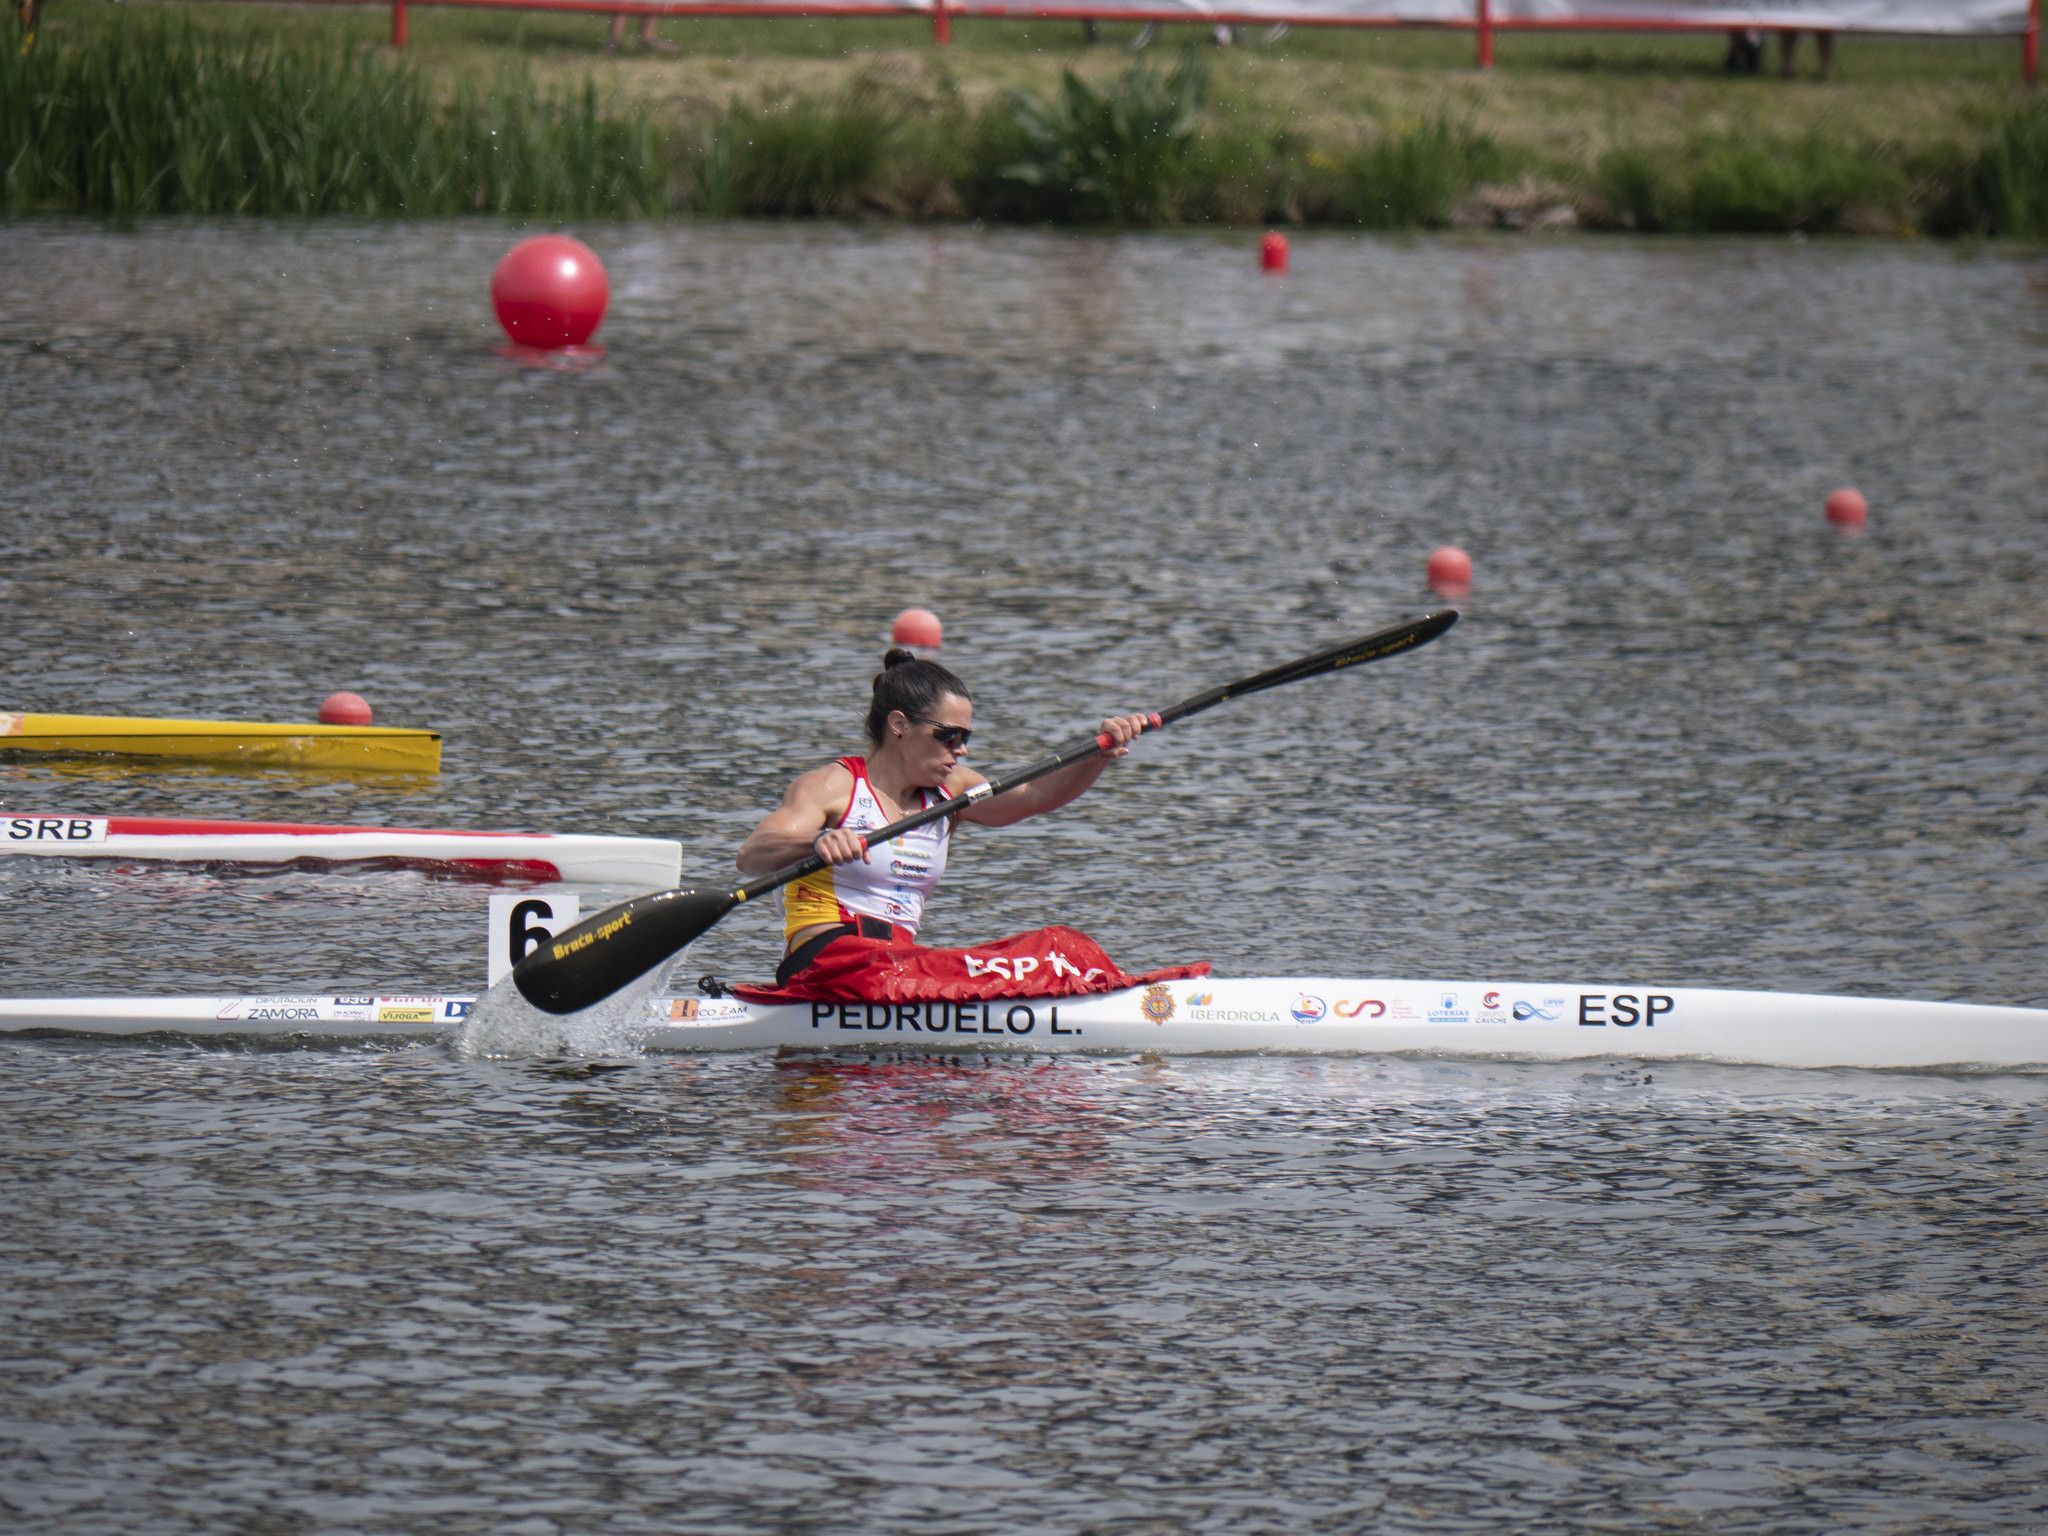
[5,0,2044,234]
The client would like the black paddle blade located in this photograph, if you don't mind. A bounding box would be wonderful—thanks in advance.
[511,887,738,1014]
[1252,610,1459,693]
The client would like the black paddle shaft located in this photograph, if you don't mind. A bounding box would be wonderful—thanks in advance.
[513,610,1458,1013]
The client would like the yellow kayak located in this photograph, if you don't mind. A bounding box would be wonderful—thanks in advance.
[0,711,441,773]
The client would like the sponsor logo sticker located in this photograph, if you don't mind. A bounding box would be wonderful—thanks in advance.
[1427,992,1472,1025]
[217,995,329,1023]
[1141,985,1175,1025]
[1291,994,1328,1024]
[1186,1003,1285,1023]
[657,997,750,1026]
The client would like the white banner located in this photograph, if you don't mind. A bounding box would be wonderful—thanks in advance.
[607,0,2028,25]
[957,0,1472,17]
[925,0,2028,31]
[1489,0,2026,31]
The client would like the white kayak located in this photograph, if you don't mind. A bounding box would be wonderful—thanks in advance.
[2,977,2044,1071]
[1,812,681,888]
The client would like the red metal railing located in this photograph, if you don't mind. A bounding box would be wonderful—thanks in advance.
[372,0,2041,82]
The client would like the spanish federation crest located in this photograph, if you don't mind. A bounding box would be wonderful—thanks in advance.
[1141,985,1175,1025]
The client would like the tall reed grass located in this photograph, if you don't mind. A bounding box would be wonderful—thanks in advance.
[1591,128,1903,234]
[1,17,675,216]
[693,73,969,218]
[992,54,1209,226]
[1926,94,2048,237]
[1315,113,1503,228]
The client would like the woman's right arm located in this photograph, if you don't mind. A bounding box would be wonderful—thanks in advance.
[737,764,859,876]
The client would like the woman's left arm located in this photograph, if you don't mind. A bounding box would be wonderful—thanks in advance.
[955,714,1150,828]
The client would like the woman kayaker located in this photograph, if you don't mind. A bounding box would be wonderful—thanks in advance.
[737,649,1150,989]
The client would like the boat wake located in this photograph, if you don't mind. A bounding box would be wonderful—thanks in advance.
[456,971,661,1060]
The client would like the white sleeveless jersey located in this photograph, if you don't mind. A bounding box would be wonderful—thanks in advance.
[783,756,952,940]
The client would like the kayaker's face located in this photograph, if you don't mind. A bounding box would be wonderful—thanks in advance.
[895,693,972,781]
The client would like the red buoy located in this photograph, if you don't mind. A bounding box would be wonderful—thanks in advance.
[1260,231,1289,273]
[491,235,609,350]
[1825,487,1868,529]
[1426,545,1473,599]
[891,608,943,648]
[319,691,373,726]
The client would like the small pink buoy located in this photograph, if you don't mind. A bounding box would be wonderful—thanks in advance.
[1825,487,1868,529]
[491,235,609,350]
[891,608,943,648]
[1260,231,1289,274]
[1426,545,1473,599]
[319,691,373,726]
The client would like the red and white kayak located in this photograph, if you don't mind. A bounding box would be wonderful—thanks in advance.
[0,812,681,887]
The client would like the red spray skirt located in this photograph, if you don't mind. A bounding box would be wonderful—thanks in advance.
[731,925,1209,1005]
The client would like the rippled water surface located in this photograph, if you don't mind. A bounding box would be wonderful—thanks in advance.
[6,1046,2048,1534]
[2,220,2045,1531]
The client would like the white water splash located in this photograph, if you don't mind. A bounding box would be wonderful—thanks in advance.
[456,970,664,1060]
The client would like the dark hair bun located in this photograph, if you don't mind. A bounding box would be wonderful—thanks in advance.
[882,648,916,669]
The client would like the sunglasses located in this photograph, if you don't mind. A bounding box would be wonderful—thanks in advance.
[912,716,972,750]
